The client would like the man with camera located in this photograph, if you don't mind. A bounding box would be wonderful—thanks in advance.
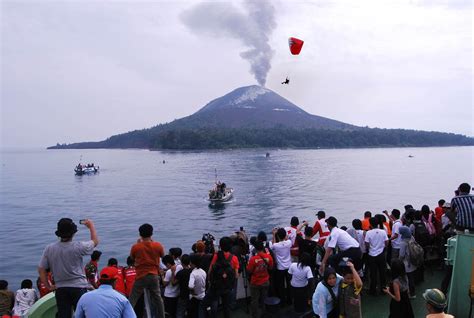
[38,218,99,318]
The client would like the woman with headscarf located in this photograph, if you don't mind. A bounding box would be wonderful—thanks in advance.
[312,267,342,318]
[398,226,417,298]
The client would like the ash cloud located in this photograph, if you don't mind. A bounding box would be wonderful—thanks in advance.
[180,0,276,87]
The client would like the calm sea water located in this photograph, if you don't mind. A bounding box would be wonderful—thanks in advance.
[0,147,472,290]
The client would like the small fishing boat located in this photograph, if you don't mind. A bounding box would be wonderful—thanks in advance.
[74,163,99,175]
[208,182,233,203]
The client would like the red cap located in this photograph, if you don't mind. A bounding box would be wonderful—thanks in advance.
[100,266,119,281]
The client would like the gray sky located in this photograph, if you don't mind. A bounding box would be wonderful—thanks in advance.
[1,0,472,148]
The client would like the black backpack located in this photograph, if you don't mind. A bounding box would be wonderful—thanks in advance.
[413,221,430,247]
[210,251,235,293]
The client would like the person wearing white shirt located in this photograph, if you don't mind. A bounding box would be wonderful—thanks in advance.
[272,228,292,306]
[389,210,402,260]
[365,217,388,295]
[288,253,314,313]
[188,254,206,318]
[162,255,183,318]
[320,217,361,275]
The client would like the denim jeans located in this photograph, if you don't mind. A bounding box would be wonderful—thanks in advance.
[176,297,189,318]
[55,287,87,318]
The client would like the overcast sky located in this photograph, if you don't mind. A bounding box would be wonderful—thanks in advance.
[1,0,472,148]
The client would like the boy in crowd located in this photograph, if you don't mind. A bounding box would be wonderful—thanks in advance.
[188,254,206,318]
[365,217,388,295]
[174,254,192,318]
[0,280,14,316]
[422,288,453,318]
[123,256,136,298]
[247,241,274,318]
[162,255,182,318]
[128,223,165,318]
[271,227,292,306]
[312,211,330,246]
[12,279,38,317]
[85,250,102,289]
[339,261,363,318]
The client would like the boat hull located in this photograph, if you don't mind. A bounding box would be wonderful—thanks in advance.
[74,167,99,175]
[209,188,234,203]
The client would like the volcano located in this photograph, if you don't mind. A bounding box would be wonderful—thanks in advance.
[167,85,355,130]
[48,85,473,149]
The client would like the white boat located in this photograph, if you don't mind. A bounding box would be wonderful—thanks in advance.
[74,163,99,175]
[208,183,234,203]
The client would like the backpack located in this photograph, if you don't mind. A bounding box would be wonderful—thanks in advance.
[210,251,235,293]
[407,238,424,267]
[413,221,431,247]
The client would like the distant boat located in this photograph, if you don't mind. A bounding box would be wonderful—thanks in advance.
[266,152,270,158]
[408,155,414,158]
[208,182,234,204]
[74,163,99,175]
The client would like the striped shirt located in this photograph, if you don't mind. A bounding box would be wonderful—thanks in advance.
[451,194,474,229]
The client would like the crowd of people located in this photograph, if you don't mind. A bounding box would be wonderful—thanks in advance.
[0,182,472,318]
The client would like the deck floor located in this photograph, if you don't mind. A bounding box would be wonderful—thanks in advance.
[229,267,445,318]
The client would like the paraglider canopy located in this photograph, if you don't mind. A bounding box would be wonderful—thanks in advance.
[288,37,304,55]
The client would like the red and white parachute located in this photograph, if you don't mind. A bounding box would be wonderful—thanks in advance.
[288,37,304,55]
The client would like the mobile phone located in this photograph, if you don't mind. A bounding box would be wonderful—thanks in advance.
[79,219,86,225]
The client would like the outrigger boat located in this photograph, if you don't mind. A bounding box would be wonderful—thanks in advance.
[74,163,99,175]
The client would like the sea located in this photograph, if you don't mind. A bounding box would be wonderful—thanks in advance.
[0,146,472,290]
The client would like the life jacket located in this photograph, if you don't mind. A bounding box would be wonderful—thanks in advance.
[123,266,137,297]
[313,219,330,245]
[37,273,54,298]
[286,226,302,256]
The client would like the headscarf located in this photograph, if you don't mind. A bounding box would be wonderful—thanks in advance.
[399,225,411,239]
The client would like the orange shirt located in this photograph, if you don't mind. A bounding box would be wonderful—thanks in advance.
[130,241,164,280]
[383,221,392,236]
[361,218,371,231]
[123,266,137,297]
[210,252,240,272]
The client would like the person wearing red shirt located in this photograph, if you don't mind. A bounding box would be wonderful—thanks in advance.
[247,241,274,318]
[286,217,303,259]
[37,270,54,298]
[312,211,330,246]
[434,199,445,223]
[204,236,239,318]
[123,256,136,298]
[128,223,165,318]
[102,258,126,296]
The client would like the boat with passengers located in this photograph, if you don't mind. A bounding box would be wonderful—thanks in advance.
[208,181,233,203]
[74,163,99,175]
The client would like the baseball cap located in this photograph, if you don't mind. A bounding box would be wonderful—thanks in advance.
[100,267,119,281]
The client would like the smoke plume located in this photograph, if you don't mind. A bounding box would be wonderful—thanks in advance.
[180,0,276,87]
